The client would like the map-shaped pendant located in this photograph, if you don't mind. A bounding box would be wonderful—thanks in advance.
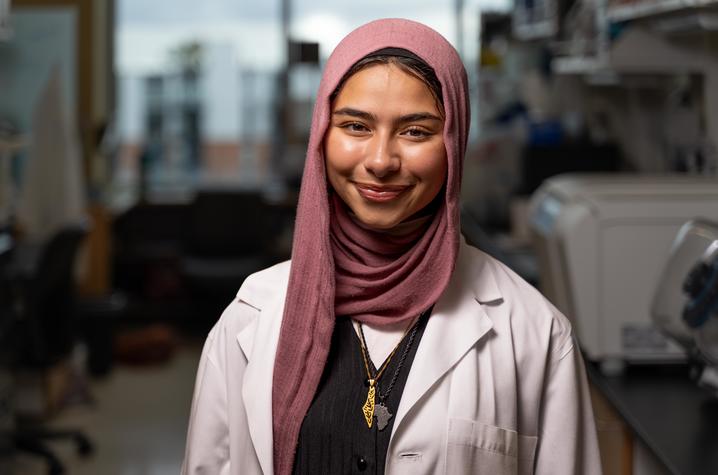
[362,384,376,428]
[375,403,393,431]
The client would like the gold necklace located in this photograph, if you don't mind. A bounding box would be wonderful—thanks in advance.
[356,310,426,430]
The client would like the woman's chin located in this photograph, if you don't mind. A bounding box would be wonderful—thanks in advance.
[350,210,405,231]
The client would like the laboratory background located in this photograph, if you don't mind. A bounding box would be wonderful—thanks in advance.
[1,0,718,474]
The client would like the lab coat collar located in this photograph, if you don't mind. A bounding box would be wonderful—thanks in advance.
[459,234,503,305]
[236,272,288,475]
[390,239,499,439]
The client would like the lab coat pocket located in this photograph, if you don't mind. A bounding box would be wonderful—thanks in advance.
[446,418,538,475]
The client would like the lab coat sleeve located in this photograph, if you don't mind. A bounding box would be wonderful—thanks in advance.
[181,328,231,475]
[534,335,602,475]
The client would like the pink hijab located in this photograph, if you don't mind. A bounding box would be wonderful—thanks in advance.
[271,18,470,474]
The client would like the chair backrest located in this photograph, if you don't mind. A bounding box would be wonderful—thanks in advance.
[24,226,87,366]
[185,190,272,257]
[33,227,87,299]
[112,203,188,293]
[0,232,15,365]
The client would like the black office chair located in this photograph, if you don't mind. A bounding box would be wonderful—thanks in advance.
[10,226,94,475]
[0,231,17,472]
[180,190,278,317]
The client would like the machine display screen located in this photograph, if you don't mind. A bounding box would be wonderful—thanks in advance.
[532,193,563,235]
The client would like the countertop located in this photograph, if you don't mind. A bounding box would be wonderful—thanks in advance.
[587,361,718,475]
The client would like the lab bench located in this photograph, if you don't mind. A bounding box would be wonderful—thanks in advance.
[586,361,718,475]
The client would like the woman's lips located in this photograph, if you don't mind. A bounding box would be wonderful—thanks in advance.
[354,183,411,202]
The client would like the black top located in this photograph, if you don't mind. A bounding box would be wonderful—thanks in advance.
[293,313,429,475]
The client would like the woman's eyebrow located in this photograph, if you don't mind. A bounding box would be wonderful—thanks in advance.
[332,107,375,121]
[333,108,442,124]
[395,112,442,124]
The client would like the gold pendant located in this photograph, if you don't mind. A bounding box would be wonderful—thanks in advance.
[362,379,376,428]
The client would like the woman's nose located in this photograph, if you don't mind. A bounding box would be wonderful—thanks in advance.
[363,134,400,178]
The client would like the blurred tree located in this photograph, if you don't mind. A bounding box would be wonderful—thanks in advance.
[170,40,203,76]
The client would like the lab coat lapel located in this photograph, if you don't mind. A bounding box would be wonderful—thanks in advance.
[392,281,493,435]
[237,291,286,475]
[392,241,501,436]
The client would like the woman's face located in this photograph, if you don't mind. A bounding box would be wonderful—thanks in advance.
[325,63,447,231]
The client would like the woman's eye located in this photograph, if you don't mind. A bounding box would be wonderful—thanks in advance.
[403,127,430,138]
[341,122,369,133]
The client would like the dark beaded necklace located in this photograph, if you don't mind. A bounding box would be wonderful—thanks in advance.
[356,307,430,431]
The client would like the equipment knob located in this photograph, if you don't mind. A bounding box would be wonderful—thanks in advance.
[683,262,710,299]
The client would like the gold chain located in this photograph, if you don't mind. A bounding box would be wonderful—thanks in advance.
[357,315,420,428]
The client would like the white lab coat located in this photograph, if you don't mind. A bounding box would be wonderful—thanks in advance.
[182,239,602,475]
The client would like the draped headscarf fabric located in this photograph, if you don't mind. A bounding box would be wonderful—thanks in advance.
[271,18,470,475]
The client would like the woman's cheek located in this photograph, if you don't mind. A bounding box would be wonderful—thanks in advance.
[325,131,365,175]
[403,141,447,179]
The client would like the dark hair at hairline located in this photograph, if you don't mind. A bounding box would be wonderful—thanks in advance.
[330,52,444,116]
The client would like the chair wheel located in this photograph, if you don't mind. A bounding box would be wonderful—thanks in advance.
[76,435,94,457]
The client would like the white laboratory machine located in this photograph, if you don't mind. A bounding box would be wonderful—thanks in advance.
[529,174,718,369]
[652,219,718,394]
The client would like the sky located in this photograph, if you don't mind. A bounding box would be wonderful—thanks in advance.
[116,0,511,74]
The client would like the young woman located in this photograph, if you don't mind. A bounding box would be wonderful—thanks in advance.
[182,18,601,475]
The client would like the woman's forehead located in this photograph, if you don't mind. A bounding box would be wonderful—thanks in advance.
[332,64,442,118]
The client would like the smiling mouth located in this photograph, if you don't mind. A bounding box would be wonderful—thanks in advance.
[354,183,412,202]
